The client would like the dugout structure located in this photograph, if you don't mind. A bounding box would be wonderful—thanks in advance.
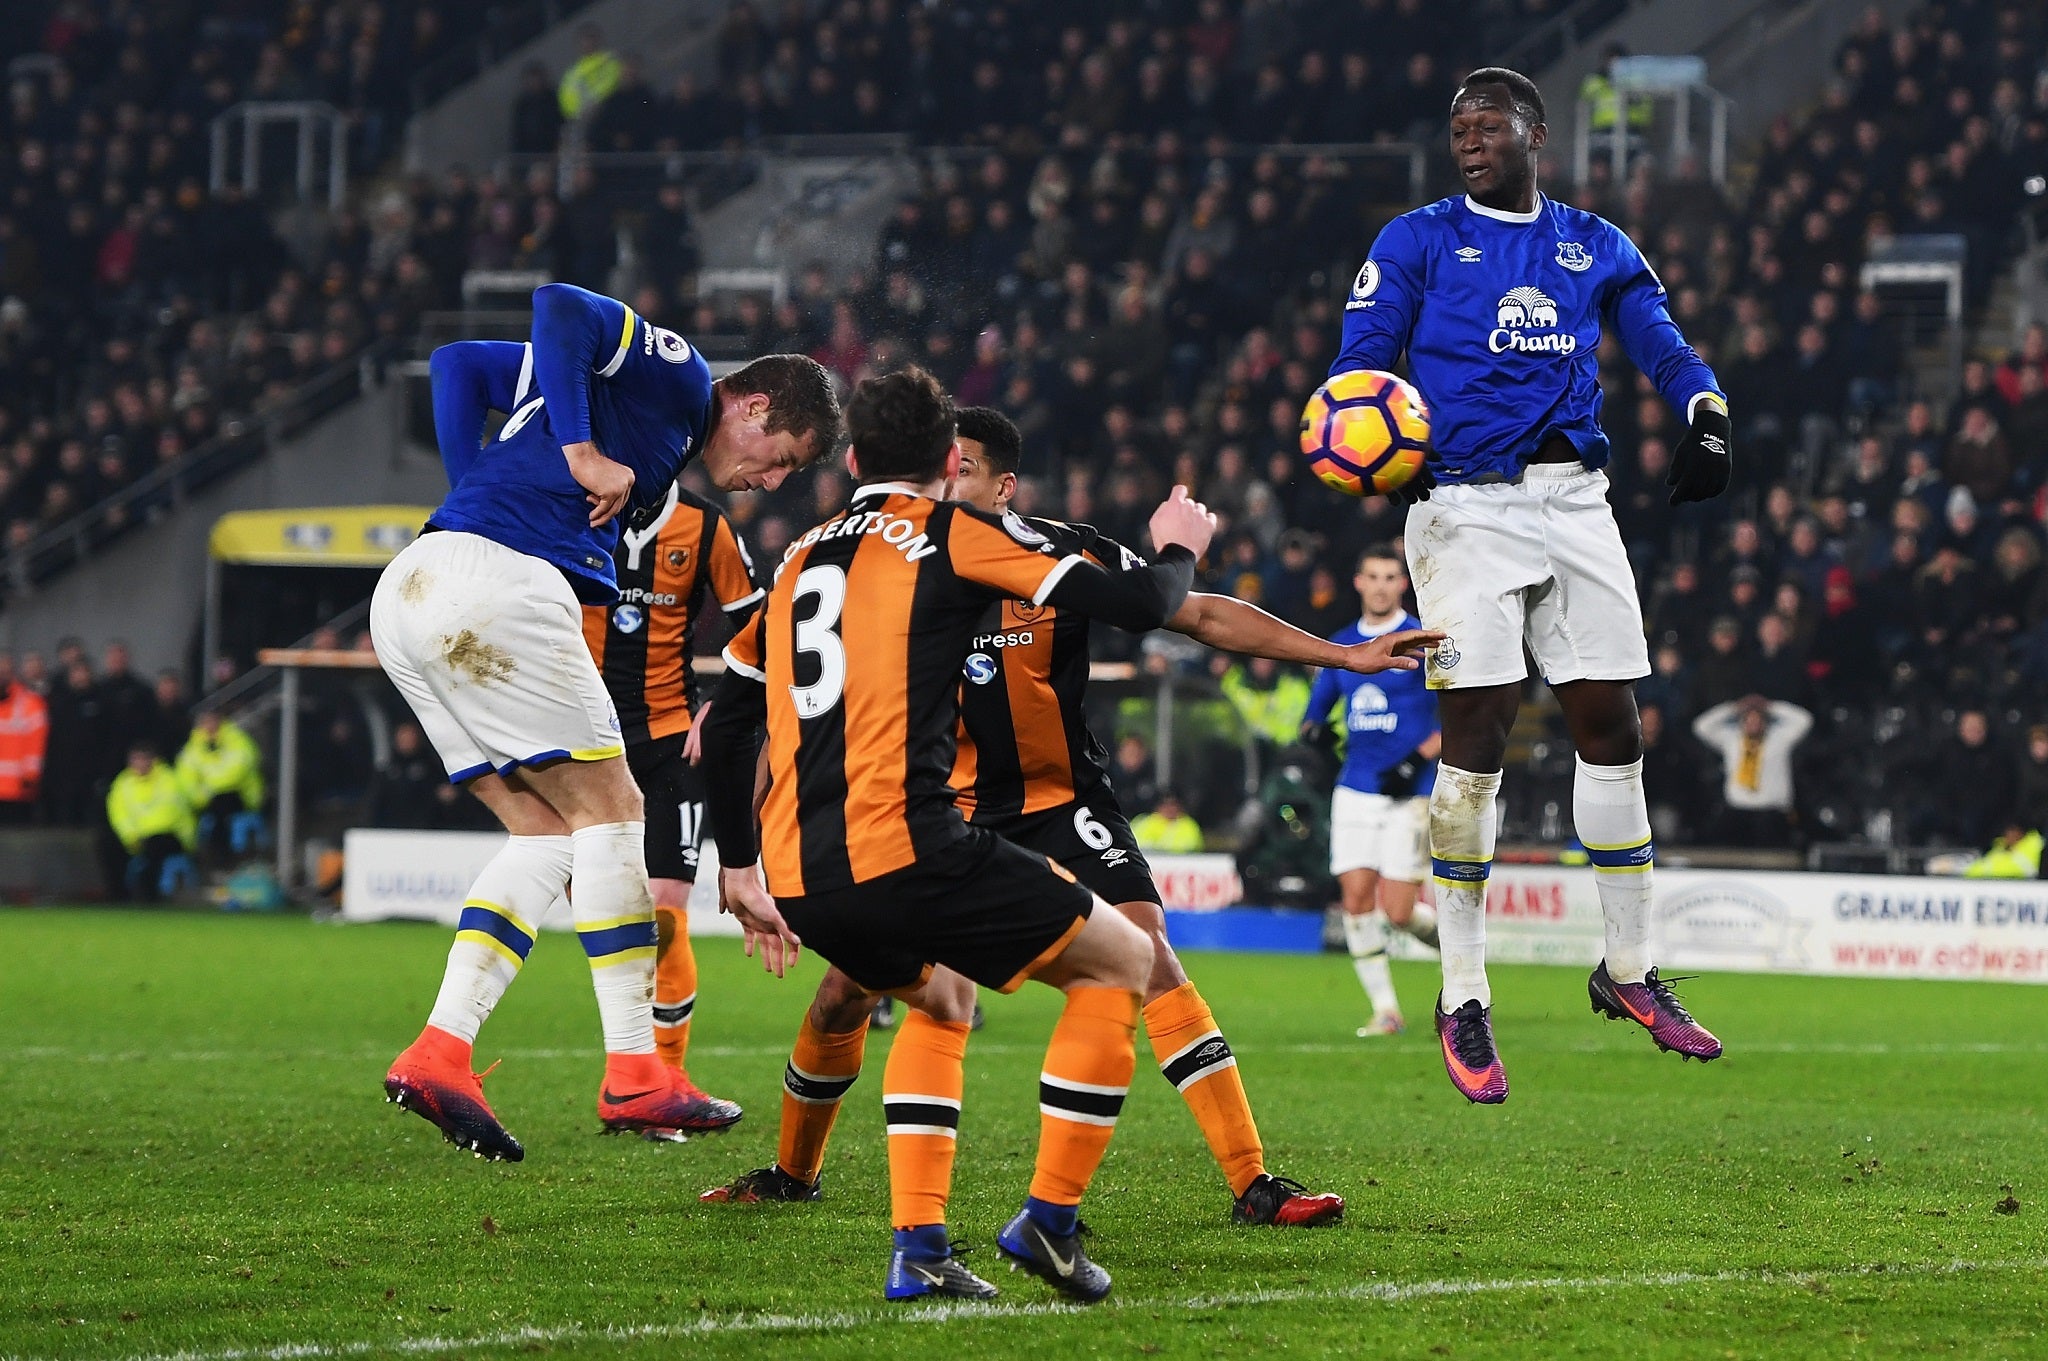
[204,506,436,674]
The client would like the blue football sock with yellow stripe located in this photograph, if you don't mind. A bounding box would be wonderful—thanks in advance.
[1430,764,1501,1010]
[572,821,660,1055]
[425,835,574,1044]
[1574,756,1655,984]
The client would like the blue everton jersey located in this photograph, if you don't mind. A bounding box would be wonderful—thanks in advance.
[1306,615,1440,797]
[426,283,713,604]
[1332,195,1721,485]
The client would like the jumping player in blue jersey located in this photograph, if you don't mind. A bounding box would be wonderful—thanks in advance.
[1302,546,1442,1039]
[373,282,841,1158]
[1332,68,1729,1104]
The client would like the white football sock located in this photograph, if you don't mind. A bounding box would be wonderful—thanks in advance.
[1430,765,1501,1009]
[426,834,574,1043]
[1575,756,1655,984]
[1343,910,1401,1016]
[572,821,659,1055]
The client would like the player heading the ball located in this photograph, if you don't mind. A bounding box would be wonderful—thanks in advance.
[1329,67,1730,1105]
[375,283,841,1160]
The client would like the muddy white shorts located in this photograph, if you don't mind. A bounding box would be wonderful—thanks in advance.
[369,531,623,782]
[1329,787,1429,881]
[1404,463,1651,691]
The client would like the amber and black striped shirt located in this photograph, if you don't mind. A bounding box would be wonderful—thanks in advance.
[581,482,762,745]
[712,484,1194,898]
[951,519,1141,822]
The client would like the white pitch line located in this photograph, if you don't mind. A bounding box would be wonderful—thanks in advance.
[6,1040,2048,1065]
[16,1256,2043,1361]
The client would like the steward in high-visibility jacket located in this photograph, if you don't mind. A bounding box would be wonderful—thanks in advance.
[107,749,196,855]
[176,713,265,813]
[1963,828,2043,879]
[178,711,265,862]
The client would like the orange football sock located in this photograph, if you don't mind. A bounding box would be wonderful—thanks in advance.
[883,1009,970,1228]
[1145,981,1265,1196]
[1029,986,1140,1206]
[777,1013,868,1185]
[652,906,698,1071]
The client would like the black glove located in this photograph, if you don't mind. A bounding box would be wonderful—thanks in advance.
[1667,402,1732,505]
[1389,460,1436,508]
[1379,748,1427,797]
[1299,720,1337,755]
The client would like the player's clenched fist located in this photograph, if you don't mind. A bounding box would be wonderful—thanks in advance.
[564,440,636,526]
[1149,484,1217,559]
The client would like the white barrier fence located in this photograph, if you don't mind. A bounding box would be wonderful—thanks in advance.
[1389,865,2048,984]
[342,831,2048,983]
[342,828,742,936]
[342,831,1244,938]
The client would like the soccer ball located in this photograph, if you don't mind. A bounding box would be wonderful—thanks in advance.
[1298,370,1431,497]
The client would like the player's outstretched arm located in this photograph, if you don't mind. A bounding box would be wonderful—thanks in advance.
[1166,593,1442,673]
[428,341,528,487]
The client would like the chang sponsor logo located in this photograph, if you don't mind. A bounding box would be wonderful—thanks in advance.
[1487,286,1576,355]
[1346,683,1399,733]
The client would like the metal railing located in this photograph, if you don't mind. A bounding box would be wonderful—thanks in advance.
[496,133,918,204]
[0,343,397,605]
[209,102,350,207]
[918,140,1432,211]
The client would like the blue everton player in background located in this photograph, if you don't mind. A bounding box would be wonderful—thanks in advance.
[372,282,841,1158]
[1331,68,1730,1104]
[1301,545,1441,1040]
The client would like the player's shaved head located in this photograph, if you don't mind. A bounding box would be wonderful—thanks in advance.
[1453,67,1544,127]
[845,366,956,481]
[955,406,1022,476]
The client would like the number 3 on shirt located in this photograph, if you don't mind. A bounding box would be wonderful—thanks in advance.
[789,565,847,718]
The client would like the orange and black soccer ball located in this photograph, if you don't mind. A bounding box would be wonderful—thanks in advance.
[1298,369,1431,497]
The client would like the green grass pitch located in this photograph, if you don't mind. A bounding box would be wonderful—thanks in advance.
[1,908,2042,1360]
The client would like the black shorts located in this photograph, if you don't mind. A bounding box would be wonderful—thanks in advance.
[777,824,1095,995]
[629,734,708,882]
[980,787,1160,907]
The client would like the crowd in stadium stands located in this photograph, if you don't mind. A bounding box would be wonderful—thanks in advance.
[8,1,2048,864]
[0,1,506,565]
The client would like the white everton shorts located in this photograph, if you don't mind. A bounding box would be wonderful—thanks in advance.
[369,531,623,782]
[1329,787,1429,882]
[1405,463,1651,691]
